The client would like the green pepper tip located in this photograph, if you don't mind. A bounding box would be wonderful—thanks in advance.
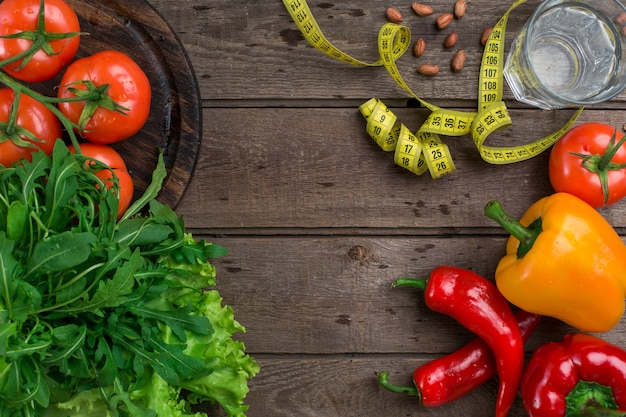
[376,371,420,397]
[392,278,428,291]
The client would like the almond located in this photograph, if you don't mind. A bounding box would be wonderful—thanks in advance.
[451,49,466,72]
[413,38,426,57]
[417,64,440,76]
[411,2,434,16]
[454,0,467,19]
[481,27,493,46]
[386,7,403,24]
[436,13,454,30]
[444,32,458,48]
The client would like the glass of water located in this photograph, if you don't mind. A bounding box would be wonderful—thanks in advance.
[503,0,626,110]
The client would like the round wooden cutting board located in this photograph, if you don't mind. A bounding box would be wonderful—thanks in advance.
[36,0,202,208]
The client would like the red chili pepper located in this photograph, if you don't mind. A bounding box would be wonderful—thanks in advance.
[390,266,526,417]
[522,332,626,417]
[377,309,540,407]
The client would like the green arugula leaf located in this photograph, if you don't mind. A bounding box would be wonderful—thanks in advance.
[25,231,97,277]
[140,200,186,256]
[147,332,212,381]
[120,150,167,222]
[109,328,179,386]
[44,142,81,230]
[115,218,174,248]
[43,324,87,371]
[59,250,141,314]
[10,279,42,322]
[15,148,50,200]
[0,322,16,355]
[129,303,213,342]
[94,336,118,387]
[6,201,26,242]
[0,233,21,318]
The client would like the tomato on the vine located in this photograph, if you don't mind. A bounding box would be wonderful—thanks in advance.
[549,122,626,208]
[58,50,151,144]
[0,87,61,166]
[0,0,81,82]
[69,143,134,218]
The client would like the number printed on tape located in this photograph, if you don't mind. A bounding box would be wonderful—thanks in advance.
[283,0,584,177]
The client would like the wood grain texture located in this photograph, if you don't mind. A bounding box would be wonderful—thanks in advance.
[145,0,626,416]
[178,107,626,230]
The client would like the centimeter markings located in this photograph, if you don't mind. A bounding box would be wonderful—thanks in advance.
[478,21,506,108]
[282,0,399,67]
[282,0,583,176]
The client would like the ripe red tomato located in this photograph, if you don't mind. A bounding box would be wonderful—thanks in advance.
[549,122,626,208]
[0,87,62,166]
[69,143,134,218]
[0,0,80,82]
[58,50,151,144]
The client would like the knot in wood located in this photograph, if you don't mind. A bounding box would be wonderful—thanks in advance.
[348,245,372,264]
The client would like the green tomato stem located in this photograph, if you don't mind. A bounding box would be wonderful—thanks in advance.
[0,0,89,154]
[0,0,83,71]
[0,70,82,151]
[570,128,626,205]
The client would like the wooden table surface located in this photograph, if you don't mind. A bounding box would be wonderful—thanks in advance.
[147,1,626,416]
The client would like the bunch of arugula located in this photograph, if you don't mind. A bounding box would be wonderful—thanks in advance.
[0,141,259,417]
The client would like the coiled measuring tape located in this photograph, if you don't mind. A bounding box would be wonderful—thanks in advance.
[282,0,583,178]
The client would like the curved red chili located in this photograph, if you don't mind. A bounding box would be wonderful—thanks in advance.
[522,332,626,417]
[394,266,525,417]
[413,309,540,407]
[376,309,537,407]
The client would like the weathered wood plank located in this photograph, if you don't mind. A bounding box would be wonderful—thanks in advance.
[204,236,626,355]
[177,107,626,229]
[146,0,626,106]
[192,355,529,417]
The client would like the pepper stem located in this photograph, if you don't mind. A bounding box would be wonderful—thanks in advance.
[375,371,420,397]
[392,278,428,290]
[484,200,541,258]
[568,381,622,417]
[582,406,626,417]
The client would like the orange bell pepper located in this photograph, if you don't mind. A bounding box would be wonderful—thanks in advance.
[484,192,626,333]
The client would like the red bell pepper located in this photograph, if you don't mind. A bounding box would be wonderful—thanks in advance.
[377,309,540,407]
[522,332,626,417]
[390,266,525,417]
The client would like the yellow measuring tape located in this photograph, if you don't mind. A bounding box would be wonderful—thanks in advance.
[282,0,583,178]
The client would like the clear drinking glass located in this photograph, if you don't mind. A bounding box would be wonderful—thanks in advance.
[503,0,626,109]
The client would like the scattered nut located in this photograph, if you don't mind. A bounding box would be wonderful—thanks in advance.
[436,13,454,30]
[481,27,493,46]
[385,7,403,24]
[417,64,440,76]
[454,0,467,19]
[451,49,466,72]
[413,38,426,57]
[444,32,459,48]
[411,2,434,16]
